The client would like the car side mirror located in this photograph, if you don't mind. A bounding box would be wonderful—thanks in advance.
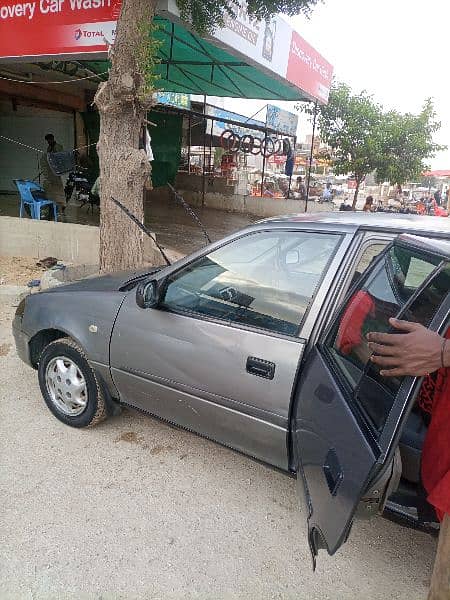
[136,279,160,309]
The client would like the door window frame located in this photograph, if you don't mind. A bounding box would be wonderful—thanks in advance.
[299,233,394,350]
[318,242,448,449]
[376,282,450,456]
[157,228,348,341]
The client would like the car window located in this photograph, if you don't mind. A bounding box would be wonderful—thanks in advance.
[360,262,450,432]
[162,231,342,336]
[324,244,442,398]
[355,242,388,277]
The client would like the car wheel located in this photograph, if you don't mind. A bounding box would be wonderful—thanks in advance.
[38,338,107,428]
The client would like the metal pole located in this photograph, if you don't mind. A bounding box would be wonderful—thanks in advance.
[261,128,267,197]
[202,94,207,207]
[305,101,318,213]
[187,113,192,174]
[209,118,214,175]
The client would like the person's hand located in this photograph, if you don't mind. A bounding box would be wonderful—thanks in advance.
[367,318,443,377]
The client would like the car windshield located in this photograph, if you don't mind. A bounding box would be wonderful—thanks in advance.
[162,230,342,336]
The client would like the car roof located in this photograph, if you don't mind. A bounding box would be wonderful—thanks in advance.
[258,211,450,235]
[398,234,450,258]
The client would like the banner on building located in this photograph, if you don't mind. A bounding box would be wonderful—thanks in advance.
[0,1,120,59]
[266,105,298,137]
[154,91,191,110]
[206,105,265,139]
[0,0,333,104]
[204,3,333,103]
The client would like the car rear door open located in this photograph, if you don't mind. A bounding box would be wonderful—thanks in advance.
[292,237,450,566]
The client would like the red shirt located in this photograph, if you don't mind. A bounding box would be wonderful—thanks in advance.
[336,290,375,355]
[420,330,450,521]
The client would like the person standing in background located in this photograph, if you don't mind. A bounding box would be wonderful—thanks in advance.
[321,182,333,202]
[296,176,306,201]
[40,133,66,214]
[362,195,374,212]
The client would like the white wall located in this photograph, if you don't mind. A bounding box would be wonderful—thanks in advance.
[0,217,159,266]
[0,100,74,192]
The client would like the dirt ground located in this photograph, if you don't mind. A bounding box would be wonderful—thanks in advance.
[0,256,47,286]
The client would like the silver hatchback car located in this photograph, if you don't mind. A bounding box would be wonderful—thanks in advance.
[12,212,450,562]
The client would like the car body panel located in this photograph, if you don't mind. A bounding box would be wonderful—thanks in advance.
[116,368,290,468]
[261,211,450,238]
[110,292,306,469]
[109,227,355,469]
[292,346,381,560]
[19,289,126,368]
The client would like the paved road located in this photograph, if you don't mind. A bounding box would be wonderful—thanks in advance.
[0,302,436,599]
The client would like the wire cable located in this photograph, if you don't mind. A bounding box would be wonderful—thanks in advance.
[0,71,109,85]
[0,134,97,154]
[167,183,211,245]
[110,196,171,266]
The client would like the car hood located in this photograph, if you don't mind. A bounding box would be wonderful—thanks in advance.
[42,266,164,294]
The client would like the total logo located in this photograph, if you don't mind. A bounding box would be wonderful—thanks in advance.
[74,28,104,40]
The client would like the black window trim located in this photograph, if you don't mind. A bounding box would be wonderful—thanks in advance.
[318,241,447,447]
[157,228,346,340]
[377,297,450,458]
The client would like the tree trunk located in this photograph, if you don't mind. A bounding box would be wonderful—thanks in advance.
[95,0,155,273]
[428,514,450,600]
[352,179,361,210]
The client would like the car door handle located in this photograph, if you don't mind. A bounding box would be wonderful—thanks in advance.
[323,449,343,496]
[246,356,276,380]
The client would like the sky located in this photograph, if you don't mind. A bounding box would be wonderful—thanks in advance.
[219,0,450,170]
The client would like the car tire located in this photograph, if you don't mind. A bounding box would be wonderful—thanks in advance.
[38,338,107,428]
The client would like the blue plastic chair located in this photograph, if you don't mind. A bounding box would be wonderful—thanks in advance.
[14,179,58,222]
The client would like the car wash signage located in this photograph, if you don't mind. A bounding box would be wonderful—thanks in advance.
[0,0,121,59]
[158,0,333,104]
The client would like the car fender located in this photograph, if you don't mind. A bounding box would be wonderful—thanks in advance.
[23,290,128,370]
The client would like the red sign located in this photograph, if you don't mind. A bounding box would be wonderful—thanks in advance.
[0,0,122,59]
[268,154,286,165]
[286,31,333,104]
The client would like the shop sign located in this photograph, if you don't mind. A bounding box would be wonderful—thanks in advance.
[154,91,191,110]
[0,0,333,106]
[266,105,298,137]
[206,105,265,139]
[268,154,286,165]
[286,31,333,104]
[200,1,333,104]
[0,0,120,59]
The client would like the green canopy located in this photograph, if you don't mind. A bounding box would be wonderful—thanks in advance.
[80,16,309,101]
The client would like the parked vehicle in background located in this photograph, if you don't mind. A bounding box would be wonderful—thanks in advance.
[12,212,450,562]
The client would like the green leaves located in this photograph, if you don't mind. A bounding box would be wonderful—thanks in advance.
[314,83,382,186]
[304,83,446,202]
[176,0,319,35]
[374,99,446,185]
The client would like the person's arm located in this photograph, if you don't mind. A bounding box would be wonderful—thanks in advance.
[367,318,450,377]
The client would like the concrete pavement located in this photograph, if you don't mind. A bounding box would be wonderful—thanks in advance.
[0,301,436,600]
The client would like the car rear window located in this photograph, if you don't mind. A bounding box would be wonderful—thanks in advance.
[323,244,445,434]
